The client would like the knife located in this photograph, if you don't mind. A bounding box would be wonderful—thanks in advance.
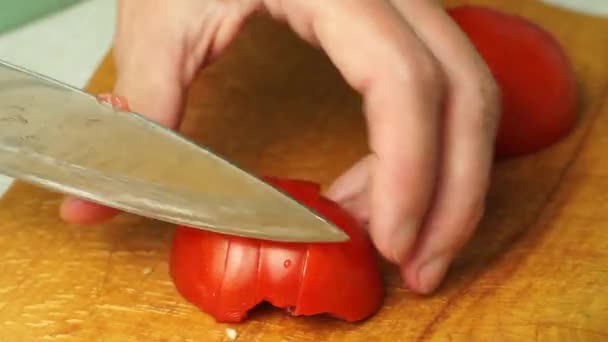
[0,59,349,243]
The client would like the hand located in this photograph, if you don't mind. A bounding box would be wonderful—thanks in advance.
[60,0,500,294]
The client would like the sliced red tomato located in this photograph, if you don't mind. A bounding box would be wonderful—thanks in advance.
[170,177,384,323]
[448,6,579,158]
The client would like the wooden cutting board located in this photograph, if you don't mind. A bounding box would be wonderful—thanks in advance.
[1,0,607,340]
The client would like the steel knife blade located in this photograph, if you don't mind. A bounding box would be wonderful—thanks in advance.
[0,59,349,243]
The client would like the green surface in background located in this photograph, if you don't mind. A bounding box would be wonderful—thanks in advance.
[0,0,83,34]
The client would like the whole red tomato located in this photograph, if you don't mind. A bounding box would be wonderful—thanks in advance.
[448,6,579,158]
[170,176,385,323]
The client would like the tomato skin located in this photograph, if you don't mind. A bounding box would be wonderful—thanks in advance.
[448,6,579,158]
[170,228,229,319]
[261,176,321,198]
[294,196,384,321]
[257,240,306,308]
[169,177,384,323]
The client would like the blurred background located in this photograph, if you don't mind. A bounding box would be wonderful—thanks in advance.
[0,0,114,87]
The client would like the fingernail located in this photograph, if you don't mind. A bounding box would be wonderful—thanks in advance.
[416,255,450,294]
[387,220,418,264]
[325,184,358,204]
[62,196,83,207]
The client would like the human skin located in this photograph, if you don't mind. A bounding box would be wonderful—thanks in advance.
[60,0,500,295]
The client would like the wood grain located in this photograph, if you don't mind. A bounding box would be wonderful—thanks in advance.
[1,0,607,340]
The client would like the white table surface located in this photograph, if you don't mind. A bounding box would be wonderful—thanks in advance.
[0,0,604,197]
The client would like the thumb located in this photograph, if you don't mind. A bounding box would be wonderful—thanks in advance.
[59,59,186,224]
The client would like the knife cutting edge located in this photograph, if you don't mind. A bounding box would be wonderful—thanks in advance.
[0,59,349,243]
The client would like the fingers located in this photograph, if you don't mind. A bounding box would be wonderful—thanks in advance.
[281,1,445,264]
[59,94,141,224]
[61,1,264,226]
[61,1,196,225]
[61,70,185,225]
[326,156,370,206]
[61,71,185,225]
[326,156,372,224]
[112,1,190,129]
[391,0,500,293]
[60,197,121,225]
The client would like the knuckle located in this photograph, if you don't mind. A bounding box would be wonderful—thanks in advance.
[380,48,446,93]
[403,56,445,90]
[462,71,501,134]
[262,0,285,19]
[415,55,444,84]
[369,217,419,265]
[428,201,485,257]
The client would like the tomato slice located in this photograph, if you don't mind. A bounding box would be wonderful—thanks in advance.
[262,175,321,203]
[257,241,306,308]
[170,228,228,318]
[448,5,579,158]
[217,237,260,322]
[295,196,384,321]
[169,177,384,323]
